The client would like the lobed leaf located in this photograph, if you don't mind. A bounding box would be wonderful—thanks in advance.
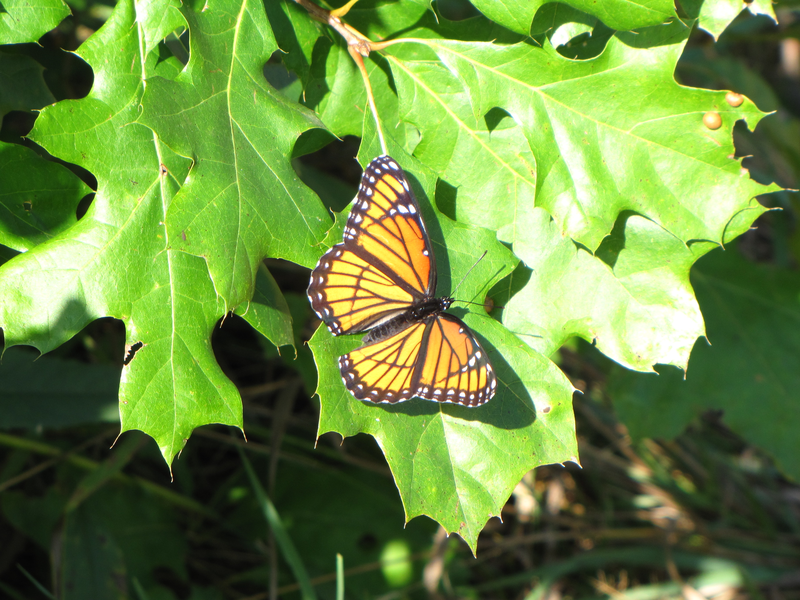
[681,0,778,41]
[609,246,800,482]
[310,129,577,549]
[0,0,301,464]
[383,23,778,252]
[0,143,90,253]
[0,52,56,118]
[0,0,70,44]
[469,0,677,36]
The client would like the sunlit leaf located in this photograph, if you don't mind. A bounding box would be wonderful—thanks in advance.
[469,0,677,36]
[609,246,800,481]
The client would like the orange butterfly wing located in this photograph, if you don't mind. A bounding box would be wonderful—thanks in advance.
[308,156,434,335]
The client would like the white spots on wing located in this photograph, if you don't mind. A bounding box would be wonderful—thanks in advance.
[475,351,483,360]
[398,204,409,214]
[360,200,369,209]
[366,188,373,196]
[354,214,363,224]
[422,250,429,256]
[468,356,477,367]
[369,175,376,183]
[316,292,323,300]
[387,160,399,170]
[401,180,409,191]
[408,204,417,214]
[389,208,397,216]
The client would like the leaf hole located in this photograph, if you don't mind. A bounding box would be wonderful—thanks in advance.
[124,341,143,365]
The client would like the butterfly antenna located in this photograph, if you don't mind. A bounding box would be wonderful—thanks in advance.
[451,251,487,300]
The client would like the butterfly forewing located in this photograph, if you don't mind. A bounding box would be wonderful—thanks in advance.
[308,247,416,335]
[308,156,435,335]
[344,157,434,297]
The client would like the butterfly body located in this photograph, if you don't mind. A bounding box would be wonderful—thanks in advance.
[362,296,453,345]
[308,155,496,407]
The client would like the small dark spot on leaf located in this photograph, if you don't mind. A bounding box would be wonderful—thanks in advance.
[542,406,551,414]
[23,201,32,211]
[160,163,168,175]
[182,231,187,242]
[124,341,143,365]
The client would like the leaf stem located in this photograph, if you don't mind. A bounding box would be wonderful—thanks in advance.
[292,0,387,154]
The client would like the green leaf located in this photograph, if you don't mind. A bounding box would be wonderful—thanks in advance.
[240,448,317,600]
[498,210,719,371]
[0,52,56,118]
[0,142,91,252]
[383,22,778,251]
[310,130,577,551]
[469,0,677,36]
[0,0,70,44]
[682,0,778,41]
[235,263,294,350]
[139,0,332,307]
[267,0,326,86]
[136,0,185,56]
[609,247,800,482]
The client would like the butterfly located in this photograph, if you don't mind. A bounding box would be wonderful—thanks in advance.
[307,155,497,407]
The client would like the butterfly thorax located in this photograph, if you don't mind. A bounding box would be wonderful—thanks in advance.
[362,296,454,345]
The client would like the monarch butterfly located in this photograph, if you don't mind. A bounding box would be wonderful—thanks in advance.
[307,155,497,407]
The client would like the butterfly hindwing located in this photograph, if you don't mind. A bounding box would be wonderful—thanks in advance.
[340,313,496,407]
[308,156,435,335]
[416,313,496,406]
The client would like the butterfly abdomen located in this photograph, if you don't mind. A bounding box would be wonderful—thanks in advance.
[362,297,453,345]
